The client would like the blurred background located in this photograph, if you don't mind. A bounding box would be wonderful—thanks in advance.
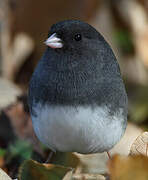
[0,0,148,178]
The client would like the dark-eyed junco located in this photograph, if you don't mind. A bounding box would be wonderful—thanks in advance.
[28,20,128,156]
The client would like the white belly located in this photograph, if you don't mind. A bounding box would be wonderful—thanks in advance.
[31,103,126,154]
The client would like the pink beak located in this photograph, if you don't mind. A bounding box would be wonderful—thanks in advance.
[45,33,63,49]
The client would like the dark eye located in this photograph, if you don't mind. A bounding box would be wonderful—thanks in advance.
[74,34,82,41]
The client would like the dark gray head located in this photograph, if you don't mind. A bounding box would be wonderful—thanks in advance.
[29,20,128,115]
[45,20,104,53]
[43,20,120,73]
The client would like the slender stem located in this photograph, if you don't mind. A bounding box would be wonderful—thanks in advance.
[45,151,54,163]
[146,144,148,156]
[107,151,111,159]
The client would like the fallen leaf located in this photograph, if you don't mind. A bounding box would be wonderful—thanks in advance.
[108,154,148,180]
[0,156,5,169]
[0,168,12,180]
[130,132,148,156]
[51,152,81,170]
[18,159,72,180]
[72,173,106,180]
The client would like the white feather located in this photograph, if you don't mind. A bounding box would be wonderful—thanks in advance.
[31,103,126,154]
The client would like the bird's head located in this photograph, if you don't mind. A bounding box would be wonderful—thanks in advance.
[45,20,104,54]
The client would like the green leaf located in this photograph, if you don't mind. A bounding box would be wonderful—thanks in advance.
[9,139,32,160]
[113,29,134,54]
[19,159,72,180]
[51,152,80,169]
[0,148,6,157]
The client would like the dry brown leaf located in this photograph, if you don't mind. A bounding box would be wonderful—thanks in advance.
[72,173,106,180]
[0,78,21,109]
[0,157,5,169]
[130,131,148,156]
[108,154,148,180]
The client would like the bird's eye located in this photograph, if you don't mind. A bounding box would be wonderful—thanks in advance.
[74,34,82,41]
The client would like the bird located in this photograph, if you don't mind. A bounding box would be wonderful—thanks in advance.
[28,20,128,158]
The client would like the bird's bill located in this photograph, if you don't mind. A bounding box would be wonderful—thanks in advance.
[45,33,63,49]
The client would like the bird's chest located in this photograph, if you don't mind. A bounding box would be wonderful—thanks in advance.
[31,103,125,153]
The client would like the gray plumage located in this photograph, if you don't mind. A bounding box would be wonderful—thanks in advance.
[28,20,128,154]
